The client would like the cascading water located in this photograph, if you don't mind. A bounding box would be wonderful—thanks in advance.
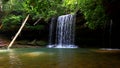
[48,18,55,45]
[48,14,77,48]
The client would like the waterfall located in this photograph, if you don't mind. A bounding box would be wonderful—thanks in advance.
[49,18,55,45]
[48,14,77,48]
[109,19,112,48]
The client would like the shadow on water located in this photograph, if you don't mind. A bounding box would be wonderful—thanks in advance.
[0,48,120,68]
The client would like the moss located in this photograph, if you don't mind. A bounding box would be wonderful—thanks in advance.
[36,41,47,46]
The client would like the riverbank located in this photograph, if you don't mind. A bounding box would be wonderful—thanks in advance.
[0,33,47,49]
[0,37,42,49]
[0,44,42,49]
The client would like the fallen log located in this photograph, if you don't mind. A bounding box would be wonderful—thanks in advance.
[7,14,29,50]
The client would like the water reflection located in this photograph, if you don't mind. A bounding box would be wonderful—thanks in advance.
[8,49,22,68]
[55,49,77,68]
[0,48,119,68]
[23,51,54,58]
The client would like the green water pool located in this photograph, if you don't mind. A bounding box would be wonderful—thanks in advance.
[0,48,120,68]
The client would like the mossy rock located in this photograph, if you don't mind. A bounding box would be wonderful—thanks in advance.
[36,41,47,46]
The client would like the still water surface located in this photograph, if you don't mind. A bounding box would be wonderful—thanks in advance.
[0,48,120,68]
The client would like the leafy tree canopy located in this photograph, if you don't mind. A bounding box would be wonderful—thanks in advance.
[63,0,108,29]
[1,0,108,30]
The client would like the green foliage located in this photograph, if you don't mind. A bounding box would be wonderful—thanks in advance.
[26,25,45,30]
[2,14,22,29]
[1,0,9,4]
[62,0,108,29]
[76,0,107,29]
[62,0,77,13]
[1,0,108,30]
[21,0,64,20]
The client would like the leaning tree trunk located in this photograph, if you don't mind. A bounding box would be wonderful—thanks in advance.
[7,14,29,50]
